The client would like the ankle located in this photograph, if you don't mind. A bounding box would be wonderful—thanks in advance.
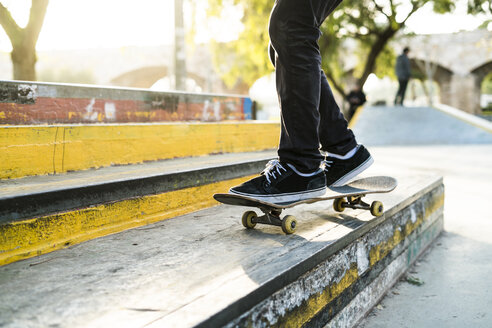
[326,145,359,160]
[286,163,322,176]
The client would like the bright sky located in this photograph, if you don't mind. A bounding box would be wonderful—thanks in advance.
[0,0,244,51]
[0,0,489,52]
[405,0,491,34]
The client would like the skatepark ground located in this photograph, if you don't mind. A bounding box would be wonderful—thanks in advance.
[352,106,492,328]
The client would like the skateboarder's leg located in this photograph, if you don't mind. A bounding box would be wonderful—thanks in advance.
[317,71,373,186]
[318,71,357,155]
[269,0,333,173]
[230,0,333,203]
[230,0,371,201]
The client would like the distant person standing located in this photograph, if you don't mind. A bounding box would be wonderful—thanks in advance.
[394,47,411,106]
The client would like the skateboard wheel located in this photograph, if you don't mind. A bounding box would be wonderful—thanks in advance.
[333,197,345,212]
[281,215,297,234]
[242,211,257,229]
[370,201,384,217]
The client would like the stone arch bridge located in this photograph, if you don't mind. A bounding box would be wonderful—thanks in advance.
[401,29,491,114]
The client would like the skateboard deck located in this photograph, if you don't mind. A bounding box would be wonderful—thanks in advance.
[214,176,397,234]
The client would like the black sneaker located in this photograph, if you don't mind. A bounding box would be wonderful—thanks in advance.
[323,145,374,187]
[229,160,327,204]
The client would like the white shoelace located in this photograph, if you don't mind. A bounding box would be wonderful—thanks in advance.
[322,159,333,171]
[262,160,287,184]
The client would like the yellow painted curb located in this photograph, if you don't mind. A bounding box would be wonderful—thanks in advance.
[0,122,280,179]
[0,174,255,266]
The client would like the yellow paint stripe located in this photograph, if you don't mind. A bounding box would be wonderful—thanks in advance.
[0,122,280,179]
[369,193,444,267]
[272,264,359,328]
[0,174,256,266]
[348,106,364,129]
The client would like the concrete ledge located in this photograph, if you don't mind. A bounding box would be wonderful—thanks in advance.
[0,152,275,265]
[0,122,279,179]
[0,174,443,327]
[203,178,443,328]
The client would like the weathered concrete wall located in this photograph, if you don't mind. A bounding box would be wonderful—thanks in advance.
[0,80,253,124]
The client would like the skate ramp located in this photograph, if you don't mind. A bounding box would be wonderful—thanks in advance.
[353,106,492,146]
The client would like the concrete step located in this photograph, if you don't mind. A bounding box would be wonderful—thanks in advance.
[0,151,275,265]
[0,173,444,327]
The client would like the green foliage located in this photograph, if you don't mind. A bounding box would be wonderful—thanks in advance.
[467,0,492,14]
[478,19,492,29]
[433,0,455,13]
[318,13,346,91]
[206,0,273,87]
[482,71,492,94]
[375,45,397,79]
[205,0,461,93]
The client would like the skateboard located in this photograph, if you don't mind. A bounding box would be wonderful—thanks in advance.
[213,176,397,234]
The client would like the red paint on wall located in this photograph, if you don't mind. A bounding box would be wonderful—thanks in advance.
[0,97,246,124]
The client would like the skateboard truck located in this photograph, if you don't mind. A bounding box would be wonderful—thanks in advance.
[333,195,384,217]
[242,207,297,234]
[214,176,397,235]
[241,196,384,235]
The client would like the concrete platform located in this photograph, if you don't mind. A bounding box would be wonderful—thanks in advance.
[0,172,443,328]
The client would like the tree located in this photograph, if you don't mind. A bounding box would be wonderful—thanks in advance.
[467,0,491,14]
[0,0,49,81]
[320,0,455,96]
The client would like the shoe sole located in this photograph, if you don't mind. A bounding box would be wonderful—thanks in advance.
[329,156,374,187]
[229,187,327,205]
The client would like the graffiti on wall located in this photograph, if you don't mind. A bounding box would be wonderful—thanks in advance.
[0,82,253,124]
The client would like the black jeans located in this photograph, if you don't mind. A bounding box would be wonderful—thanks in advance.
[269,0,357,172]
[395,79,409,105]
